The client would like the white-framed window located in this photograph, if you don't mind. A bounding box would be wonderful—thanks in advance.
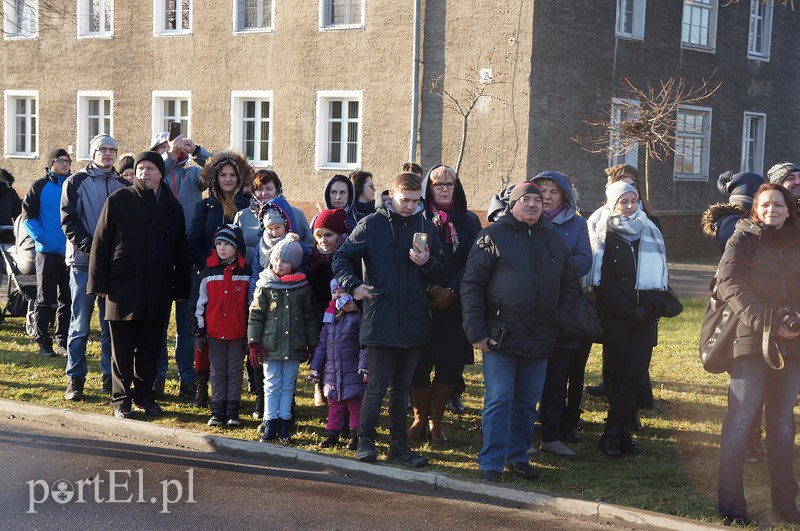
[681,0,718,52]
[151,91,190,138]
[3,90,38,158]
[616,0,646,41]
[609,98,640,168]
[673,105,712,181]
[154,0,191,35]
[230,91,273,167]
[740,112,766,176]
[233,0,273,33]
[315,91,362,170]
[319,0,363,30]
[3,0,38,39]
[76,91,113,160]
[77,0,113,37]
[748,0,773,61]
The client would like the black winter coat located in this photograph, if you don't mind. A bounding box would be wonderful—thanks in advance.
[188,194,250,270]
[0,178,22,243]
[420,174,481,366]
[88,180,191,322]
[461,214,578,359]
[717,219,800,359]
[333,192,446,348]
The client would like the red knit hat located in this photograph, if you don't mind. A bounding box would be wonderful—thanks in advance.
[313,208,347,235]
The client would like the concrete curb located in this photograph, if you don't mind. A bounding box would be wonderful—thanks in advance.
[0,399,723,530]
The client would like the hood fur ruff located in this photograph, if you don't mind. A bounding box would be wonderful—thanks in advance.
[701,203,746,238]
[200,149,254,198]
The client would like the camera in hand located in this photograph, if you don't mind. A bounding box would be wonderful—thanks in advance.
[777,306,800,332]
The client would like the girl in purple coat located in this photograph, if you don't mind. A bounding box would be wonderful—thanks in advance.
[310,279,368,450]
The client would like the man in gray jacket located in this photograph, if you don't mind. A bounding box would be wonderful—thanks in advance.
[61,134,129,400]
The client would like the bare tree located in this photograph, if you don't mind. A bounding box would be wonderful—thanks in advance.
[2,0,73,36]
[722,0,794,8]
[424,67,505,175]
[573,74,721,205]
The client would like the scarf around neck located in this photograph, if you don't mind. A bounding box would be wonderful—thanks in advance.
[256,268,308,290]
[430,200,459,253]
[587,206,668,291]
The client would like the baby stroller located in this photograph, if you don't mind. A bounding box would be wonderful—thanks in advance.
[0,220,37,335]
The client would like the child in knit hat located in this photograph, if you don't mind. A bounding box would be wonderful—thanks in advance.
[195,224,251,428]
[309,279,368,451]
[247,236,319,444]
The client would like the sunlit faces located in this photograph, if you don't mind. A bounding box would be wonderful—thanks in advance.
[120,168,135,182]
[217,164,239,195]
[135,160,163,191]
[94,145,117,169]
[254,182,277,202]
[266,223,287,239]
[388,188,421,217]
[613,192,639,217]
[50,156,72,177]
[359,177,375,203]
[782,172,800,199]
[314,227,339,254]
[329,181,349,209]
[430,173,456,207]
[536,179,564,213]
[756,189,790,229]
[215,240,236,261]
[510,194,542,225]
[271,258,293,276]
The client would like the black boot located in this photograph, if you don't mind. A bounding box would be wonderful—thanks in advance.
[260,419,278,442]
[318,430,340,448]
[618,425,641,455]
[629,407,643,431]
[585,380,606,398]
[598,425,622,457]
[207,401,226,427]
[193,370,209,408]
[278,418,293,444]
[252,394,264,419]
[65,377,85,401]
[346,435,359,451]
[226,401,241,427]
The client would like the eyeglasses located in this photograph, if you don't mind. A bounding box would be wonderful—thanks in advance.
[432,182,455,190]
[97,147,118,154]
[54,158,71,164]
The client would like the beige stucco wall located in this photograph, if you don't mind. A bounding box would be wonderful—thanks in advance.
[0,0,531,214]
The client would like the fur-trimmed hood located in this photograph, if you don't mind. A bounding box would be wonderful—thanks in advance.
[200,149,254,199]
[701,203,746,238]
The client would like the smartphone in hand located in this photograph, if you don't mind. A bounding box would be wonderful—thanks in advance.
[168,121,182,141]
[412,232,428,253]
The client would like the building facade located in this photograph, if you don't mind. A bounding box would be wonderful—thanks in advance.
[1,0,798,257]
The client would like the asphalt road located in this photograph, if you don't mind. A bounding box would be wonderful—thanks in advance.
[0,415,617,530]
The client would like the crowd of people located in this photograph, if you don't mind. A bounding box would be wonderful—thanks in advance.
[2,132,800,524]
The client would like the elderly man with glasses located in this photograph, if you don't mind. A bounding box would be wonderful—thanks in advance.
[22,148,74,357]
[60,134,129,400]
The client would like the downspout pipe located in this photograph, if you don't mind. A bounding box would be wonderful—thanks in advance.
[409,0,421,163]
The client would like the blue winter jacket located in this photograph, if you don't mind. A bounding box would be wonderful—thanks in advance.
[164,146,209,234]
[23,171,68,255]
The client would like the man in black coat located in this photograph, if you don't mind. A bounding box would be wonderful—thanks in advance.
[333,172,446,468]
[461,182,578,482]
[88,152,191,419]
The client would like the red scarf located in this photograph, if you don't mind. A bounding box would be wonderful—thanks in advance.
[430,199,459,253]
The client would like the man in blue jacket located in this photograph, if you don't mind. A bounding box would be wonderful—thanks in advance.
[22,148,72,357]
[333,172,446,468]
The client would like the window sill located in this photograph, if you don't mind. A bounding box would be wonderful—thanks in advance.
[680,43,716,54]
[249,161,273,169]
[3,153,38,160]
[615,33,644,42]
[3,34,38,40]
[317,164,360,171]
[153,30,193,37]
[747,53,770,62]
[233,28,274,35]
[77,33,115,40]
[318,24,365,31]
[673,173,709,182]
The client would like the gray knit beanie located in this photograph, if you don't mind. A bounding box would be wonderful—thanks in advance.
[271,235,303,270]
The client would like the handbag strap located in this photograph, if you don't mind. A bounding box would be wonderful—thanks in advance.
[762,307,786,371]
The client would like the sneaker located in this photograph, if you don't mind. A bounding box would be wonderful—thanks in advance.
[38,345,57,358]
[526,446,540,457]
[387,444,428,468]
[207,415,224,427]
[541,440,578,460]
[54,345,68,357]
[356,437,377,462]
[113,402,133,419]
[133,401,163,417]
[505,461,539,479]
[479,469,502,482]
[101,374,113,395]
[64,377,85,401]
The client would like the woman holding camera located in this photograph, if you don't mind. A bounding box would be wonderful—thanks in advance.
[716,183,800,525]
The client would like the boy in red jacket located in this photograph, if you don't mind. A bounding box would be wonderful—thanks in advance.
[195,225,251,427]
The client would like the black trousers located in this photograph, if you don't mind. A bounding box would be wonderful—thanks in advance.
[411,363,461,388]
[539,346,575,442]
[602,317,657,428]
[109,320,163,407]
[564,340,593,426]
[33,252,70,349]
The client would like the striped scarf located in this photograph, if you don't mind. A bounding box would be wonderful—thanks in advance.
[586,206,668,290]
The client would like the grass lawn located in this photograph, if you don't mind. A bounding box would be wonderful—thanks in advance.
[0,298,794,528]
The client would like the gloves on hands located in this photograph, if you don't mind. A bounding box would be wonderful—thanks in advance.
[248,343,268,368]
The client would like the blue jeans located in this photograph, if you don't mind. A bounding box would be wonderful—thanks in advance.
[156,300,196,383]
[479,352,548,472]
[65,265,111,379]
[718,356,800,518]
[263,360,300,420]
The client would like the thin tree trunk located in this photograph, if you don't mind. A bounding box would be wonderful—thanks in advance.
[644,145,651,204]
[456,115,469,175]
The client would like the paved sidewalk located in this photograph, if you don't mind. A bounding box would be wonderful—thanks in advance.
[0,399,723,530]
